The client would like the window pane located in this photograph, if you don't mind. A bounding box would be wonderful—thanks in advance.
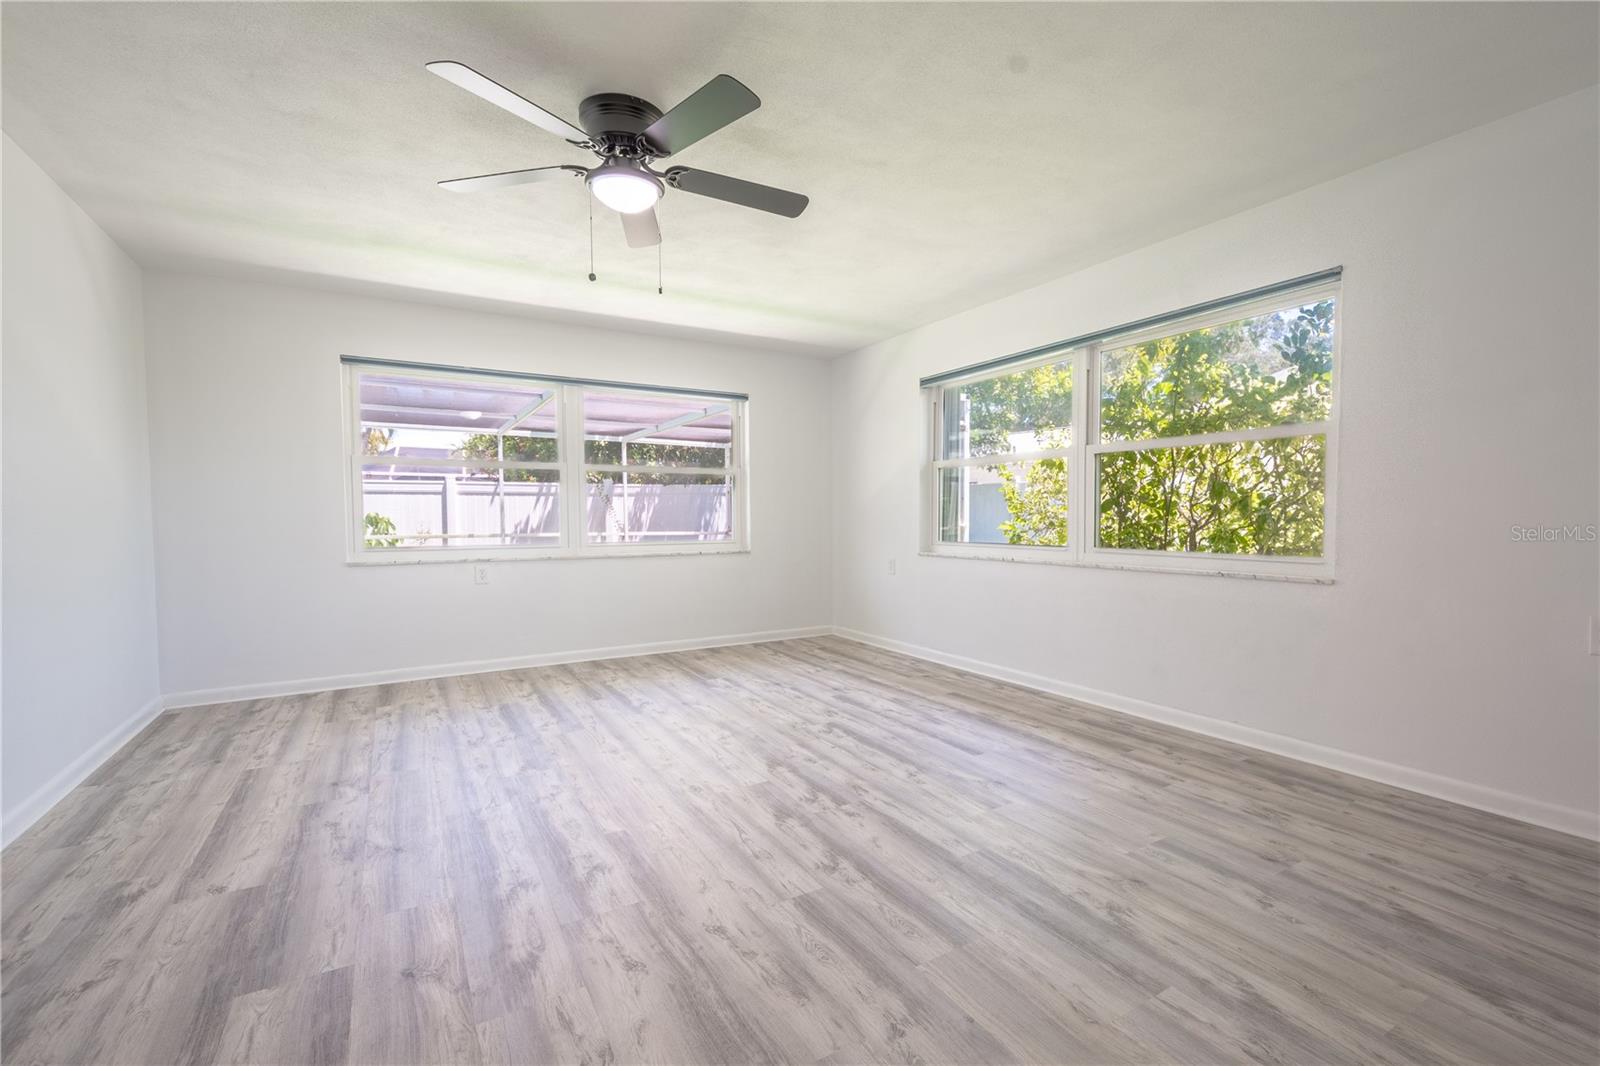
[359,373,558,459]
[458,427,559,465]
[359,423,560,465]
[360,423,474,457]
[1099,299,1334,443]
[586,472,732,544]
[938,459,1069,547]
[584,432,730,468]
[583,391,732,468]
[497,477,563,547]
[1096,435,1325,556]
[361,466,560,548]
[940,359,1073,459]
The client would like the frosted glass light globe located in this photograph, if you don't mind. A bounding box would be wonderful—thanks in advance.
[589,167,663,214]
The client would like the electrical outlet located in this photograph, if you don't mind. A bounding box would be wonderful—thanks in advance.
[473,564,490,586]
[887,558,897,576]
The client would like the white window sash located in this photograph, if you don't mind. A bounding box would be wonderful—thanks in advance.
[1088,421,1331,455]
[358,455,562,472]
[582,463,732,476]
[932,446,1075,469]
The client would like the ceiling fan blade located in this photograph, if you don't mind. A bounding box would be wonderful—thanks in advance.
[426,61,591,144]
[664,167,808,218]
[438,165,587,192]
[641,75,760,156]
[620,207,662,248]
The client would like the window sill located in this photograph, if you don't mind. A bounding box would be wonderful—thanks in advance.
[918,547,1333,584]
[348,544,750,565]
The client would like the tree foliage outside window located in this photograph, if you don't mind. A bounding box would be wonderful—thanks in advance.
[953,360,1073,456]
[363,511,400,548]
[941,298,1334,557]
[997,458,1070,545]
[362,427,394,455]
[451,434,728,486]
[1097,300,1332,555]
[946,361,1074,546]
[454,433,558,480]
[1097,436,1325,555]
[583,439,728,485]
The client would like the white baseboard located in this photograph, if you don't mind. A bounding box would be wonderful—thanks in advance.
[2,692,166,848]
[831,627,1599,842]
[161,625,835,710]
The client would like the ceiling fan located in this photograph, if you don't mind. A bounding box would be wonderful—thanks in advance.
[427,61,809,249]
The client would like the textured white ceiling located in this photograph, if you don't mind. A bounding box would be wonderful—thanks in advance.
[3,2,1596,354]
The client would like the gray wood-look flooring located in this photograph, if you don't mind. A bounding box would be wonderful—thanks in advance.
[3,636,1597,1065]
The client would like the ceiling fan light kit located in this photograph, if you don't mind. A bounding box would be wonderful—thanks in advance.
[587,159,664,215]
[426,60,808,268]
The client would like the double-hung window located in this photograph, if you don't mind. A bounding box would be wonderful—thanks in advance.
[580,390,738,546]
[925,271,1339,579]
[344,358,747,561]
[935,354,1078,548]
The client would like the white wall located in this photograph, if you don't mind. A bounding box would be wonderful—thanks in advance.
[2,136,162,839]
[143,274,832,699]
[6,90,1596,842]
[831,89,1600,833]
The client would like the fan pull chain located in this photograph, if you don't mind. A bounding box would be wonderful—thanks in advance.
[658,233,663,295]
[587,196,596,282]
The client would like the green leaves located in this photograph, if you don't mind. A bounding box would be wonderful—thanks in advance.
[455,433,557,481]
[1099,300,1333,444]
[1095,432,1326,556]
[1091,301,1331,556]
[997,458,1070,546]
[957,300,1333,556]
[363,511,400,548]
[947,360,1073,458]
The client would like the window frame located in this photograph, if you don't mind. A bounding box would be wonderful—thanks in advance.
[923,279,1340,582]
[343,362,749,564]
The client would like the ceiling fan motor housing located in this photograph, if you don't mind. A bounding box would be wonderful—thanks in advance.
[579,93,665,156]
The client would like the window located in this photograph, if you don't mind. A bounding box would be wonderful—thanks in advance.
[345,361,746,561]
[581,391,736,546]
[936,357,1074,547]
[925,275,1338,579]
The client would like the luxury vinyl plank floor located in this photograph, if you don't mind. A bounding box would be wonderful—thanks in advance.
[3,637,1596,1065]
